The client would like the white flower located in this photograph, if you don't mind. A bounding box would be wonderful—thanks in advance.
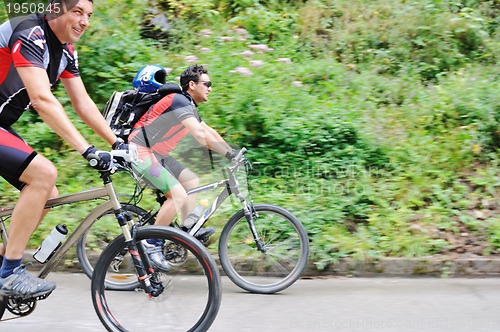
[249,44,274,52]
[184,55,199,63]
[240,50,255,57]
[277,58,292,64]
[235,28,248,35]
[250,60,264,67]
[230,67,253,76]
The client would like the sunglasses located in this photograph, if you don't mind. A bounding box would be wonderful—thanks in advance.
[199,81,212,88]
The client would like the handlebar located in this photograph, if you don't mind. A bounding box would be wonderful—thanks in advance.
[93,145,246,174]
[87,144,139,172]
[229,147,252,172]
[231,147,247,164]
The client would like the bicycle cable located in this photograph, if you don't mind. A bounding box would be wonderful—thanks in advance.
[244,159,254,202]
[113,161,145,207]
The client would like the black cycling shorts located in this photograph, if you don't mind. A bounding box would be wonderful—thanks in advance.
[0,126,37,190]
[159,155,186,179]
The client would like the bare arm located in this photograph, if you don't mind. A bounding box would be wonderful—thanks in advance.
[181,118,232,155]
[16,66,89,153]
[61,76,117,146]
[200,121,232,151]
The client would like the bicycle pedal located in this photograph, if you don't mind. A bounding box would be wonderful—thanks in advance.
[197,236,215,247]
[7,290,53,302]
[198,236,210,244]
[33,291,53,301]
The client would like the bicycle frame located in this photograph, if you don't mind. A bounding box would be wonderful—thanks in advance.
[0,181,123,279]
[170,157,263,251]
[183,179,233,236]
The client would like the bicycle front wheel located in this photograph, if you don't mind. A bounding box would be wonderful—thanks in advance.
[92,226,221,332]
[219,204,309,294]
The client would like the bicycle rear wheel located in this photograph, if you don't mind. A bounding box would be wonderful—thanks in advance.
[219,204,309,294]
[76,204,152,291]
[92,226,221,332]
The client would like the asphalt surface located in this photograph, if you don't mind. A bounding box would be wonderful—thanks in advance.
[1,273,500,331]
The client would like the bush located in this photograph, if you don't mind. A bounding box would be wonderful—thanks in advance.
[296,0,497,80]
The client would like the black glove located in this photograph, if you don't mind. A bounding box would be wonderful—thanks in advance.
[112,137,128,150]
[82,146,113,171]
[225,149,238,160]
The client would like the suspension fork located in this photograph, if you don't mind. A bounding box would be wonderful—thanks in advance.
[102,172,154,294]
[113,196,161,297]
[242,202,267,253]
[228,168,267,253]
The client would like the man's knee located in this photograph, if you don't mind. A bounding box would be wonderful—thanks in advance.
[50,186,59,198]
[20,155,58,189]
[167,185,188,207]
[33,158,58,186]
[179,169,199,189]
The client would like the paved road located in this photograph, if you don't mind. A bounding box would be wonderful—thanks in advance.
[1,273,500,331]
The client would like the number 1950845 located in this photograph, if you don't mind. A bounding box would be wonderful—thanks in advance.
[5,2,61,15]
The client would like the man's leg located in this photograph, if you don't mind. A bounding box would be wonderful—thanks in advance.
[4,155,57,260]
[0,186,58,257]
[177,168,199,221]
[176,169,214,242]
[160,156,199,221]
[154,184,188,226]
[143,184,187,272]
[0,155,58,297]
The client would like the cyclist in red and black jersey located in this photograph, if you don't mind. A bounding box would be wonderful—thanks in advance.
[0,0,128,298]
[129,64,238,271]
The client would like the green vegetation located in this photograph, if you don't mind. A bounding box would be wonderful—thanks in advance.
[0,0,498,271]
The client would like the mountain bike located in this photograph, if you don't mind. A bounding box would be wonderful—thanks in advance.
[76,147,310,294]
[0,147,221,331]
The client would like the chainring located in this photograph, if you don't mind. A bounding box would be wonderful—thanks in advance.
[5,296,37,316]
[164,241,188,266]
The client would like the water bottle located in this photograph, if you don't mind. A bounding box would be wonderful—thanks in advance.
[33,224,68,263]
[183,200,209,229]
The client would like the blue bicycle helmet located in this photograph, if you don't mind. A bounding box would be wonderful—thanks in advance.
[132,65,167,93]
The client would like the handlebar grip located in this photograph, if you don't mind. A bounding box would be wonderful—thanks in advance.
[232,147,247,163]
[89,159,98,167]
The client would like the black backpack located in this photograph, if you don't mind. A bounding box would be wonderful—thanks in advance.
[103,83,182,141]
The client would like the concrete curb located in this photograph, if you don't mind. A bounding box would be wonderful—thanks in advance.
[303,256,500,278]
[22,251,500,277]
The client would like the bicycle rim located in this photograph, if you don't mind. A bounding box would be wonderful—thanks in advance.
[219,204,309,294]
[76,204,151,291]
[92,226,221,332]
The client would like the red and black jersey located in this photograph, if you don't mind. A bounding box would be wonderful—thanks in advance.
[129,92,202,156]
[0,14,80,128]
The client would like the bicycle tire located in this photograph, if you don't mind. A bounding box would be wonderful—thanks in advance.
[76,204,152,291]
[0,297,5,320]
[219,204,309,294]
[92,226,221,332]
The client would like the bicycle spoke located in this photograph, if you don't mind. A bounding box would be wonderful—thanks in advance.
[92,227,221,331]
[219,204,309,293]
